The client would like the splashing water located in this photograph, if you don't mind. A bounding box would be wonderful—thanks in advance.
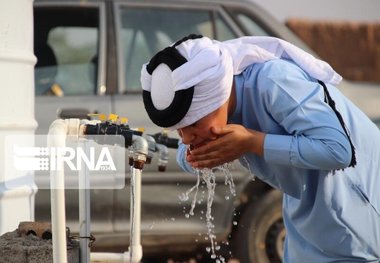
[242,156,255,181]
[200,168,217,258]
[179,170,200,217]
[179,163,236,262]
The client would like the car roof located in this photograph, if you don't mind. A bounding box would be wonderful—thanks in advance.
[34,0,313,53]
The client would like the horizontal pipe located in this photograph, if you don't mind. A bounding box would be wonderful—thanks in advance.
[90,252,130,263]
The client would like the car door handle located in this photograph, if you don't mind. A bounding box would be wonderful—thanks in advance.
[58,108,92,119]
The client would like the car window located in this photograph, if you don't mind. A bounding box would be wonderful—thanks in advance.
[224,6,272,37]
[34,6,99,96]
[117,6,237,93]
[234,13,270,36]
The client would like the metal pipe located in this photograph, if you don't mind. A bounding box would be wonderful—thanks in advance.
[143,135,156,164]
[79,138,91,263]
[155,143,169,172]
[132,135,149,156]
[142,135,169,171]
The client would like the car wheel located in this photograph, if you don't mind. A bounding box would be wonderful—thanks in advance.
[232,189,284,263]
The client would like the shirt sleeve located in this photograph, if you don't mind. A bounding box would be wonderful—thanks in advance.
[258,60,352,170]
[176,142,195,174]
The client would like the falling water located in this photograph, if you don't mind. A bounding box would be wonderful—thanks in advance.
[179,163,236,262]
[179,170,200,217]
[242,156,255,181]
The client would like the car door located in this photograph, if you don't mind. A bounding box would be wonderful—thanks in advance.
[33,1,115,234]
[34,2,110,134]
[109,1,251,251]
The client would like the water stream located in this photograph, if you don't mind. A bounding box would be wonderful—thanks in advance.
[179,163,237,262]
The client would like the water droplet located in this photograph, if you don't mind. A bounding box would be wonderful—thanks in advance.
[233,221,238,225]
[225,196,230,200]
[211,254,216,259]
[185,213,190,219]
[206,247,211,253]
[178,193,189,201]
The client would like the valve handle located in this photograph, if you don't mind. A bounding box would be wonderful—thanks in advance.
[120,117,128,125]
[108,113,119,122]
[88,113,107,121]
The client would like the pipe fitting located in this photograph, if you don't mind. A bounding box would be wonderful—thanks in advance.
[155,143,169,172]
[143,135,157,164]
[131,135,148,170]
[131,135,148,156]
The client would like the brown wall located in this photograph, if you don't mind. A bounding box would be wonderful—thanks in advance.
[286,19,380,83]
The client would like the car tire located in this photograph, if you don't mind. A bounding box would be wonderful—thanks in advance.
[231,189,284,263]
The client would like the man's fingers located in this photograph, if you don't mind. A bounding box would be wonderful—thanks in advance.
[190,137,228,155]
[190,158,223,169]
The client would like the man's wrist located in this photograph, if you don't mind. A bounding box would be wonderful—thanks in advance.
[248,129,266,156]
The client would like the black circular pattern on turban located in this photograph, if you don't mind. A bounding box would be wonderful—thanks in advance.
[142,34,203,128]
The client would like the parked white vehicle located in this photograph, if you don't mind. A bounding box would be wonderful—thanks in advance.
[33,0,380,262]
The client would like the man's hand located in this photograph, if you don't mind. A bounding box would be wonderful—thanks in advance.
[186,124,265,169]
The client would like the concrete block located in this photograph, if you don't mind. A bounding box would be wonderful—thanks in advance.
[0,222,79,263]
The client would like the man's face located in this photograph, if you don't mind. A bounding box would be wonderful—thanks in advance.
[177,101,229,149]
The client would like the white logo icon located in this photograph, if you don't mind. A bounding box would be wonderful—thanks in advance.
[13,146,116,171]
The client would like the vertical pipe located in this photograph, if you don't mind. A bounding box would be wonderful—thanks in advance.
[48,120,68,263]
[129,167,142,263]
[0,0,37,234]
[79,138,91,263]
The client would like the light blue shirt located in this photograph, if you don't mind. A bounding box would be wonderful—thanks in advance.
[177,59,380,262]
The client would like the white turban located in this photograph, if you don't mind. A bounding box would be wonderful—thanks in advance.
[141,35,342,130]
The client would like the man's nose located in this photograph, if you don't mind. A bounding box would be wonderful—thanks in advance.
[178,127,194,145]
